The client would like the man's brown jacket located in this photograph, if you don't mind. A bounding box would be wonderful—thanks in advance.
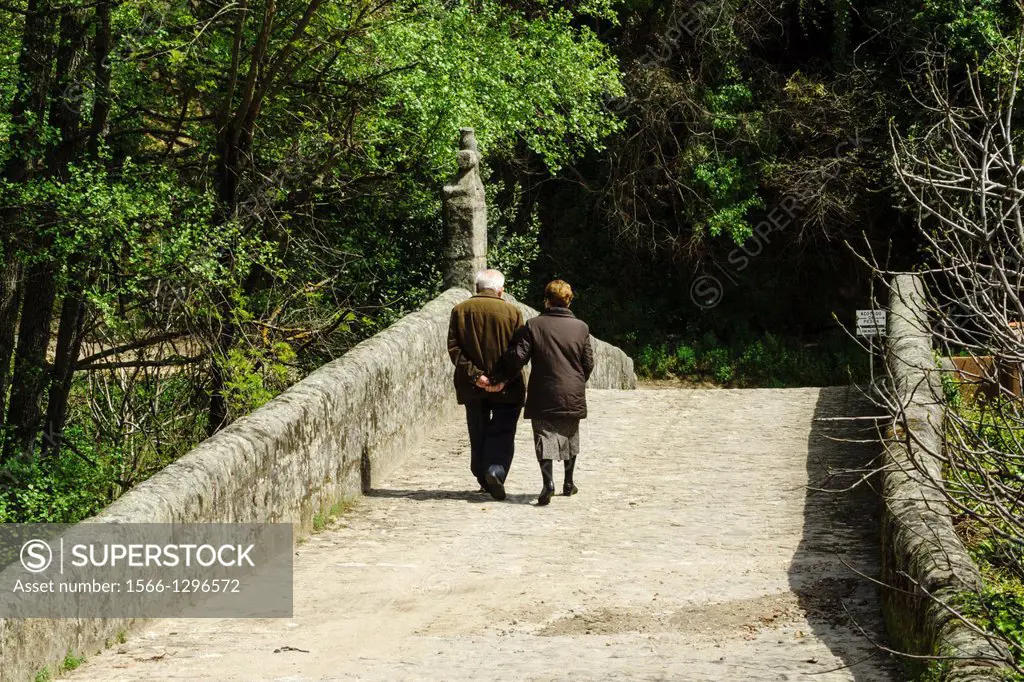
[447,291,526,405]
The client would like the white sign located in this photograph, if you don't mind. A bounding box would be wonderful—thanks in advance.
[856,309,886,337]
[856,310,886,324]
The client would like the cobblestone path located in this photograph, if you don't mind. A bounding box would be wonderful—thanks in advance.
[67,387,899,681]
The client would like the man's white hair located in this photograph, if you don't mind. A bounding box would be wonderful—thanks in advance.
[475,269,505,292]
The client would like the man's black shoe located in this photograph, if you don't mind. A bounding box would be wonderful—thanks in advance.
[537,485,555,506]
[485,466,507,501]
[563,484,578,496]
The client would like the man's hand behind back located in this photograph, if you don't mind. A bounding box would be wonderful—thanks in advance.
[475,375,506,393]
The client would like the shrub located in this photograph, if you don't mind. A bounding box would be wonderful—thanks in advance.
[699,348,730,383]
[631,331,866,387]
[636,344,673,379]
[674,344,697,374]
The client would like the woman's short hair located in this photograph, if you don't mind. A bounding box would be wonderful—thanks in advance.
[544,280,573,307]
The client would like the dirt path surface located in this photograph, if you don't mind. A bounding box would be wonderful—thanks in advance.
[66,387,899,681]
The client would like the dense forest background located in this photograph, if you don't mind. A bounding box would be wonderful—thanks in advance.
[0,0,1017,521]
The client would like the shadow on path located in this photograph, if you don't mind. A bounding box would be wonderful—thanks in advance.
[788,385,899,680]
[366,488,536,505]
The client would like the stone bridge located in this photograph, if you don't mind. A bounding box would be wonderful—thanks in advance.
[63,385,898,681]
[0,130,925,681]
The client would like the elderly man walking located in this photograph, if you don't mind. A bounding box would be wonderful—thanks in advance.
[489,280,593,505]
[446,269,526,500]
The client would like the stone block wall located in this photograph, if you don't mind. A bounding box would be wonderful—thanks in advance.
[881,274,1011,680]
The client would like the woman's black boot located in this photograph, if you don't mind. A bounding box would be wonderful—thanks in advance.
[538,459,555,505]
[563,456,578,496]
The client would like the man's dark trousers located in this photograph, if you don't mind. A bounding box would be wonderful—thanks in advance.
[465,399,521,487]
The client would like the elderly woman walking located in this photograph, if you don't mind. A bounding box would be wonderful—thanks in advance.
[488,280,594,505]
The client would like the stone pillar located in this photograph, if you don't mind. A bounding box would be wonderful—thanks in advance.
[442,128,487,291]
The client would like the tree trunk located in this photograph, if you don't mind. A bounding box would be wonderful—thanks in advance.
[3,262,56,459]
[39,0,111,454]
[2,0,58,185]
[3,4,87,459]
[45,5,88,175]
[206,127,242,437]
[203,0,322,434]
[0,260,22,424]
[0,0,59,458]
[89,0,112,155]
[42,290,85,456]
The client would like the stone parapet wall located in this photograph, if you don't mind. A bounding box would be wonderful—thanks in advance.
[880,274,1011,680]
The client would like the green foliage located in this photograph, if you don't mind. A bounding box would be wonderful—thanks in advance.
[948,579,1024,679]
[938,357,963,410]
[222,342,299,420]
[633,332,865,387]
[596,0,772,249]
[704,347,734,384]
[673,344,697,375]
[486,182,542,301]
[0,430,119,523]
[982,586,1024,650]
[368,0,624,174]
[914,0,1013,59]
[312,511,328,533]
[312,497,357,533]
[60,652,86,673]
[0,0,624,522]
[689,154,764,243]
[0,368,214,523]
[946,400,1024,675]
[915,659,954,682]
[636,344,672,379]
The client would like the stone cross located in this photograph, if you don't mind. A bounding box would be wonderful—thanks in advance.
[442,128,487,291]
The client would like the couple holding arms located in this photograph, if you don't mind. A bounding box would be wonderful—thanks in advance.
[446,269,594,506]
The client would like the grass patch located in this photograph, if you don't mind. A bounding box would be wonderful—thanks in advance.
[312,512,327,533]
[60,652,86,673]
[311,498,358,533]
[29,650,87,681]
